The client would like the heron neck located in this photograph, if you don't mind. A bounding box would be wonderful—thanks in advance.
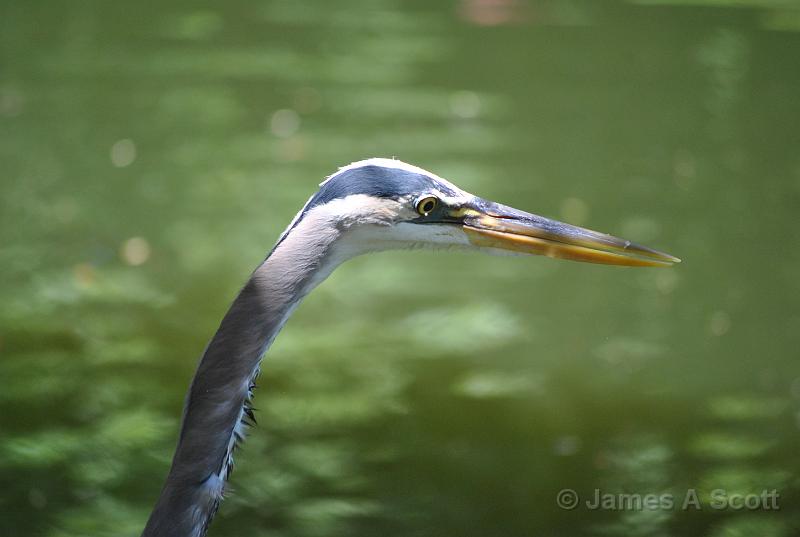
[143,225,343,537]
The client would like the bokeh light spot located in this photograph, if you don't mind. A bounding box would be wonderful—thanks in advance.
[709,310,731,336]
[0,86,25,117]
[73,263,95,287]
[270,109,301,138]
[449,90,481,119]
[110,139,137,168]
[121,237,151,266]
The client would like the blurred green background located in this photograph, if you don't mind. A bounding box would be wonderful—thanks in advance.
[2,0,800,536]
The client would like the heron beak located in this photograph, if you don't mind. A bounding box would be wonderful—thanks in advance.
[457,198,680,267]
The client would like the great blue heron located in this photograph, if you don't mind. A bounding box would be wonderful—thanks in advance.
[142,158,679,537]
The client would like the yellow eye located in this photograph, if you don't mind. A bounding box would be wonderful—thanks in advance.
[416,196,438,215]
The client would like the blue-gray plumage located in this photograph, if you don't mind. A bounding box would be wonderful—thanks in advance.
[142,158,679,537]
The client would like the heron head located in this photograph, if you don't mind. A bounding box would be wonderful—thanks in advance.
[279,158,680,268]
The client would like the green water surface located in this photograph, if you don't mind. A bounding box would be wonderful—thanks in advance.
[2,1,800,536]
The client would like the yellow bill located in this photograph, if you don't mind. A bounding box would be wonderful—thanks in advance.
[456,199,680,268]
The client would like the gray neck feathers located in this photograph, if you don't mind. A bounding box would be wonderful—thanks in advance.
[142,216,344,537]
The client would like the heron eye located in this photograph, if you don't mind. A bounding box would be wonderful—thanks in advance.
[416,196,438,215]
